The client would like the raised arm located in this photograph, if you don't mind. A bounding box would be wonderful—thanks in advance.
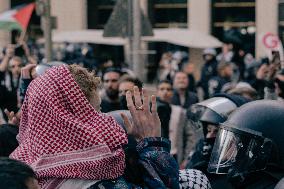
[0,45,14,72]
[121,87,179,189]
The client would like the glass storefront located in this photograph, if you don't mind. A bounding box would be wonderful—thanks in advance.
[87,0,116,29]
[148,0,187,28]
[87,0,123,67]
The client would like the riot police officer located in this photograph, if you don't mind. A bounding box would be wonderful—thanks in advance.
[208,100,284,188]
[186,94,249,189]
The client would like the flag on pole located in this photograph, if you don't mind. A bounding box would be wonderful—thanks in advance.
[0,3,35,31]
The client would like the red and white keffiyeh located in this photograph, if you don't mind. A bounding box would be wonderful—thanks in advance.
[10,65,128,188]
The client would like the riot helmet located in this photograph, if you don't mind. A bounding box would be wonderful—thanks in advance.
[208,100,284,177]
[188,93,249,135]
[187,94,250,162]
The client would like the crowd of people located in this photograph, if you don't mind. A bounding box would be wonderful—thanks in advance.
[0,39,284,189]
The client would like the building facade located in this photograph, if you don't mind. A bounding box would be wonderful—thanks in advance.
[0,0,281,62]
[279,0,284,44]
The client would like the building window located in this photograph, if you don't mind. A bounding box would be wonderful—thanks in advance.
[87,0,116,29]
[212,0,256,54]
[148,0,187,28]
[279,0,284,43]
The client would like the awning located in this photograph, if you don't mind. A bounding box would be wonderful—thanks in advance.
[143,28,223,48]
[40,29,222,48]
[51,29,127,46]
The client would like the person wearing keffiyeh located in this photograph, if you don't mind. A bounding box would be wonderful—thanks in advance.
[10,64,128,188]
[9,64,211,189]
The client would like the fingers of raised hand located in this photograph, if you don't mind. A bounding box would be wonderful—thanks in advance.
[11,117,18,125]
[26,64,37,70]
[133,86,142,107]
[21,64,36,77]
[4,109,19,125]
[6,45,15,52]
[150,95,161,135]
[150,95,158,116]
[126,91,135,113]
[4,109,14,120]
[142,88,150,113]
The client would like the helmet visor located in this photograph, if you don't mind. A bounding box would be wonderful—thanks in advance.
[187,97,237,129]
[207,126,270,174]
[187,105,206,129]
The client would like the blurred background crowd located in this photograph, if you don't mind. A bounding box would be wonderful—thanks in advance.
[1,26,284,160]
[1,1,284,189]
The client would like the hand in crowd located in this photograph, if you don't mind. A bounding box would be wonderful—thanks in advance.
[4,109,21,126]
[21,64,37,79]
[5,44,15,58]
[121,86,161,141]
[257,63,281,81]
[267,63,280,81]
[256,64,269,80]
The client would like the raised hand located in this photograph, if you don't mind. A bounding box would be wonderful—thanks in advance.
[121,86,161,141]
[4,109,20,126]
[21,64,37,79]
[5,44,15,58]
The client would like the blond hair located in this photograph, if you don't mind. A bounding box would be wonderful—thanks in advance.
[68,64,101,101]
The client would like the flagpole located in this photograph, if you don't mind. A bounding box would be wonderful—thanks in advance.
[19,29,27,43]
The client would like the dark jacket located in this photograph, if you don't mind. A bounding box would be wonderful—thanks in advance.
[100,98,121,113]
[187,74,196,93]
[199,59,218,99]
[89,137,179,189]
[171,90,198,109]
[0,124,19,157]
[156,98,171,139]
[232,53,246,80]
[19,78,33,104]
[0,71,19,113]
[0,71,19,92]
[250,78,266,99]
[208,76,231,97]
